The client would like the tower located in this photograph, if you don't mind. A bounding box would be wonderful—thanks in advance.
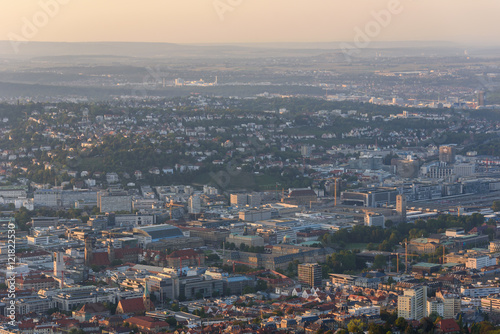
[478,91,485,106]
[439,145,456,164]
[107,242,115,263]
[396,194,407,221]
[84,237,93,267]
[143,282,152,312]
[53,251,65,278]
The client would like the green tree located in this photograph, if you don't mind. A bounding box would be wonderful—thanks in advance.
[373,255,387,269]
[348,319,366,334]
[395,317,408,330]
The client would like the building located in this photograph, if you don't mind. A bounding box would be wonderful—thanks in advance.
[283,188,317,206]
[427,298,444,317]
[396,194,407,220]
[179,275,223,300]
[188,194,201,214]
[146,273,180,304]
[231,193,262,207]
[490,240,500,253]
[50,286,115,311]
[298,263,322,288]
[341,187,399,207]
[301,145,312,158]
[454,163,476,177]
[412,262,442,275]
[364,212,385,228]
[398,286,427,320]
[15,296,56,315]
[239,209,272,222]
[441,294,461,319]
[124,316,169,333]
[16,274,57,291]
[466,255,496,270]
[226,233,265,248]
[478,91,485,106]
[439,146,456,164]
[481,295,500,312]
[408,238,440,254]
[166,249,205,268]
[72,303,110,322]
[133,224,185,246]
[98,190,132,213]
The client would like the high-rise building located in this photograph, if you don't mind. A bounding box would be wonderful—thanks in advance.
[396,194,407,220]
[298,263,322,288]
[188,195,201,214]
[442,295,461,319]
[398,286,427,320]
[478,91,485,106]
[84,237,93,267]
[301,145,312,158]
[439,146,456,164]
[53,252,65,278]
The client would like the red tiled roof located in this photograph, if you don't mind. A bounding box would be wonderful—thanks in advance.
[91,252,111,266]
[117,297,145,314]
[115,247,141,259]
[437,319,460,333]
[126,316,168,329]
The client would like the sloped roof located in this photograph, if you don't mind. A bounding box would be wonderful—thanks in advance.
[126,316,168,329]
[117,298,145,314]
[91,252,110,266]
[115,247,141,259]
[78,302,108,314]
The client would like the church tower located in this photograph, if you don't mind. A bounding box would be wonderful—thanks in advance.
[84,237,93,266]
[107,242,115,263]
[143,283,152,312]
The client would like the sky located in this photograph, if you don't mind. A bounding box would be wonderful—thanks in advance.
[0,0,499,46]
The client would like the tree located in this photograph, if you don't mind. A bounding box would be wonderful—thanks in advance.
[373,255,387,269]
[493,201,500,212]
[256,280,268,292]
[395,317,408,330]
[166,317,177,327]
[348,319,366,334]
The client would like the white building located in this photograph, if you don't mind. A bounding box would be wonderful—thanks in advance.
[466,255,496,270]
[398,286,427,320]
[188,195,201,214]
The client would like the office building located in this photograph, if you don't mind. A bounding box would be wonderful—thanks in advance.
[439,146,456,164]
[298,263,322,288]
[398,286,427,320]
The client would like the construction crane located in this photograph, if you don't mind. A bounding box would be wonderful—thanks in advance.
[389,252,419,273]
[324,177,341,207]
[227,259,254,273]
[166,200,184,219]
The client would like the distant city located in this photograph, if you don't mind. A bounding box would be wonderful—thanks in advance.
[1,41,500,333]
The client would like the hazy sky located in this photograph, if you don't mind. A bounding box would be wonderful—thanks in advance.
[1,0,499,45]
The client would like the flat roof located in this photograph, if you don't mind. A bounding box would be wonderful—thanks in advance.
[413,262,441,268]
